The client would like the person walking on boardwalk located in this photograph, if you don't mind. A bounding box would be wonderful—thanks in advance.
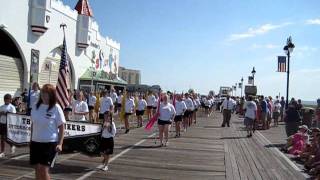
[273,100,281,127]
[158,93,176,146]
[174,94,187,137]
[0,94,17,157]
[184,93,195,128]
[259,96,268,130]
[146,91,156,120]
[30,84,66,180]
[280,96,286,121]
[100,111,116,171]
[221,95,235,127]
[136,95,147,128]
[244,96,257,137]
[124,93,135,133]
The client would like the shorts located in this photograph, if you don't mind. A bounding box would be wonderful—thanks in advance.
[99,112,110,120]
[194,108,198,112]
[117,104,122,108]
[30,141,57,166]
[147,106,153,110]
[174,115,183,122]
[0,123,7,136]
[158,119,172,125]
[152,107,157,110]
[136,110,145,116]
[183,110,191,118]
[64,107,72,112]
[204,106,209,110]
[100,137,114,155]
[125,112,133,116]
[273,112,280,119]
[88,106,94,110]
[244,117,254,126]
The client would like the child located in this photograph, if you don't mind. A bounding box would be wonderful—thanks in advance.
[100,112,116,171]
[0,94,17,157]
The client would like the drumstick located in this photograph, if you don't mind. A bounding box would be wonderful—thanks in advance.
[50,152,59,168]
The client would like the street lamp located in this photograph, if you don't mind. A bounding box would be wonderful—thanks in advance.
[251,67,256,86]
[283,36,295,109]
[240,77,244,97]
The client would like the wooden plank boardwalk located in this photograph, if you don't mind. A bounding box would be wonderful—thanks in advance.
[0,111,309,179]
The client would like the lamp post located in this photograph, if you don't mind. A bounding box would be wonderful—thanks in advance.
[283,36,295,109]
[240,77,244,97]
[251,67,256,86]
[235,83,237,96]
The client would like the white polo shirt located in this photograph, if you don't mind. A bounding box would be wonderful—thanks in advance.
[117,95,123,104]
[147,95,156,106]
[101,121,117,138]
[137,99,147,111]
[0,103,16,124]
[88,95,97,107]
[72,100,89,121]
[31,104,66,142]
[222,99,235,110]
[110,92,118,104]
[159,102,176,121]
[100,96,113,114]
[125,98,135,113]
[175,101,187,116]
[29,90,40,108]
[184,98,195,111]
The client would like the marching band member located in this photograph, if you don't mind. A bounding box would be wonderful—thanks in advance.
[0,94,16,157]
[193,94,201,124]
[88,91,97,122]
[174,95,187,137]
[158,94,176,146]
[110,88,118,113]
[100,111,116,171]
[116,91,123,114]
[184,93,195,128]
[72,91,89,121]
[30,84,65,180]
[136,95,147,128]
[147,92,156,120]
[124,93,135,133]
[99,91,113,123]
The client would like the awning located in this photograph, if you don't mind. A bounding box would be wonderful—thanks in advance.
[79,68,127,86]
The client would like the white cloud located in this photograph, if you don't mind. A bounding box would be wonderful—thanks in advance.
[306,18,320,25]
[227,22,292,41]
[251,43,281,49]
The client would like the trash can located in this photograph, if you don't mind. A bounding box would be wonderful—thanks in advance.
[301,107,314,128]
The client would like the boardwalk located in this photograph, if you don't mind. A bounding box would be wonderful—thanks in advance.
[0,111,308,179]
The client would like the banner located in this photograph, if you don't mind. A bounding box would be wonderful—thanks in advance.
[6,113,102,145]
[277,56,287,72]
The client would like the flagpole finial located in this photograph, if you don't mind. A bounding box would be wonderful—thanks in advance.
[60,23,67,35]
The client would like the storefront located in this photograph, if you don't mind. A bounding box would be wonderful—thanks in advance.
[0,0,123,104]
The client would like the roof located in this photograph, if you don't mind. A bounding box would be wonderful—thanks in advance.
[74,0,93,17]
[80,68,127,85]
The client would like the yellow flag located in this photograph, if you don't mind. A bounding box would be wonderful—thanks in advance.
[119,91,126,122]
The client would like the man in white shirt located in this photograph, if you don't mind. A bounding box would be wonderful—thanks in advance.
[244,96,257,137]
[221,96,235,127]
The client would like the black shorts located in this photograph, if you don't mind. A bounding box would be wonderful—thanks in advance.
[136,110,145,116]
[204,106,209,110]
[100,137,114,155]
[30,141,57,166]
[184,110,192,118]
[117,104,122,108]
[152,107,157,110]
[147,106,153,110]
[99,112,110,120]
[64,107,72,112]
[88,106,94,110]
[0,123,7,136]
[174,115,183,122]
[125,112,133,116]
[158,119,172,125]
[194,108,198,112]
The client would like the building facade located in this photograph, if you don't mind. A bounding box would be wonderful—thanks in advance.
[0,0,126,104]
[119,66,141,85]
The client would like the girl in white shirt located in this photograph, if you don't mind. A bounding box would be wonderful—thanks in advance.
[30,84,66,180]
[124,94,135,133]
[146,92,155,120]
[72,91,89,121]
[100,112,116,171]
[0,94,17,157]
[174,95,186,138]
[136,95,147,128]
[99,91,114,122]
[158,94,176,146]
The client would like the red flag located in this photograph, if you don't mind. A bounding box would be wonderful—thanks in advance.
[145,93,161,131]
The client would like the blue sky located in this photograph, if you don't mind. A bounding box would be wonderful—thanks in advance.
[64,0,320,100]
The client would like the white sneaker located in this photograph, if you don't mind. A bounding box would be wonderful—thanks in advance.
[102,165,109,171]
[0,153,5,158]
[11,146,16,154]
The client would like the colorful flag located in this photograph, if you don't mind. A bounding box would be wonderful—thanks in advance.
[56,33,70,110]
[145,93,161,131]
[277,56,287,72]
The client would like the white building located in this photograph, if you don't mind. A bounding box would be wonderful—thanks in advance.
[0,0,127,104]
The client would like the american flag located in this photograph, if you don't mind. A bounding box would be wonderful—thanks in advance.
[56,35,70,110]
[278,56,287,72]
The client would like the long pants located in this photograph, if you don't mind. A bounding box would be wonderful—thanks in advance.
[222,109,232,127]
